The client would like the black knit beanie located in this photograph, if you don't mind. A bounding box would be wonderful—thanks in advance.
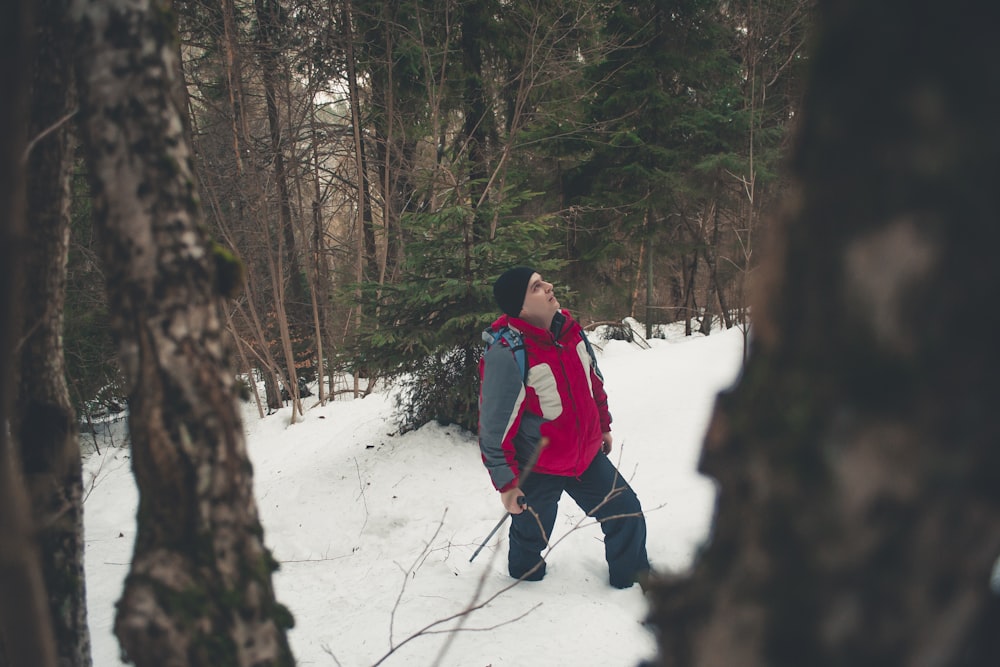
[493,266,536,317]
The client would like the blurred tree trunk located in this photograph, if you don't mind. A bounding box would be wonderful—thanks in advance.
[69,0,294,664]
[648,1,1000,665]
[14,2,92,664]
[0,2,59,666]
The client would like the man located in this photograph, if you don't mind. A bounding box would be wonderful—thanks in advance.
[478,266,650,589]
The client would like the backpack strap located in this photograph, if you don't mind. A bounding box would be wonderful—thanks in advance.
[482,327,528,383]
[580,329,604,382]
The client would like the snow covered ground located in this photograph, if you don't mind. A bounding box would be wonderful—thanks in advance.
[83,323,746,666]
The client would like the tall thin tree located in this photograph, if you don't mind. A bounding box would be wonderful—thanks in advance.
[253,0,312,409]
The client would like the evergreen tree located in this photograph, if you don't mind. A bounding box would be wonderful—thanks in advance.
[347,0,598,431]
[354,193,562,433]
[567,0,742,320]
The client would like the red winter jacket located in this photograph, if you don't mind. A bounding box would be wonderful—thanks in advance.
[478,310,611,491]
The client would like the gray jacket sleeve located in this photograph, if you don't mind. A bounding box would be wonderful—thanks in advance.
[478,345,526,490]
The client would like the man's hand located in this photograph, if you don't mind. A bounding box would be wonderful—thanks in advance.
[602,432,613,455]
[501,487,526,514]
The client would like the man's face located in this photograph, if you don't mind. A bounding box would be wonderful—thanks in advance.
[519,273,560,327]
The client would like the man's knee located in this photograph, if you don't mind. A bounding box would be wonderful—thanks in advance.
[509,507,555,552]
[598,483,643,520]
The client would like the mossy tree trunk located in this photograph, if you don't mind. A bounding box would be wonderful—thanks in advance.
[15,2,91,664]
[69,0,294,665]
[648,1,1000,665]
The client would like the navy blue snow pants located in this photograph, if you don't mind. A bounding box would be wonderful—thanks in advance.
[507,452,650,589]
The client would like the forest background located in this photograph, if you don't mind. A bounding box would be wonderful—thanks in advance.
[64,0,811,433]
[13,0,998,666]
[5,2,813,663]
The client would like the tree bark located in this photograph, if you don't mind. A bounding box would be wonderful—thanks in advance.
[648,1,1000,665]
[16,2,92,664]
[70,1,294,664]
[0,2,60,666]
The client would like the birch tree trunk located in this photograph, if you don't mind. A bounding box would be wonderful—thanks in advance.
[69,1,294,664]
[16,2,91,664]
[648,1,1000,664]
